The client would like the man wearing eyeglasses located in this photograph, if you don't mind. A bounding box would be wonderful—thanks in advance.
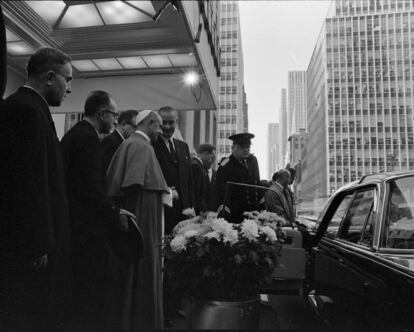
[0,47,73,332]
[60,90,134,330]
[101,109,138,170]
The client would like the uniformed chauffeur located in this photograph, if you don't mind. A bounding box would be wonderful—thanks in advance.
[216,133,261,223]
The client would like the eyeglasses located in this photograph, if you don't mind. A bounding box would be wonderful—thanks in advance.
[102,109,119,118]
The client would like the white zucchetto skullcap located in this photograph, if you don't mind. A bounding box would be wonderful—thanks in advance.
[135,110,152,125]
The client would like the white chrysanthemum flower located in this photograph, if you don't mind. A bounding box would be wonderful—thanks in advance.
[260,225,277,242]
[240,219,259,242]
[211,218,233,235]
[206,211,218,220]
[204,231,221,241]
[223,229,239,244]
[170,235,188,252]
[173,216,201,235]
[183,230,199,238]
[182,207,196,218]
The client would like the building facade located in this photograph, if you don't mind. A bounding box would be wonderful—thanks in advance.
[288,129,308,168]
[217,0,247,162]
[268,123,280,179]
[279,88,288,167]
[301,0,414,202]
[242,84,249,132]
[288,71,307,136]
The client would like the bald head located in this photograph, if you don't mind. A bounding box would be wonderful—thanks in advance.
[136,111,163,142]
[272,169,291,188]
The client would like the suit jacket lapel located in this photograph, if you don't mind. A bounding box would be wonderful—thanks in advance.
[173,138,181,161]
[158,138,176,164]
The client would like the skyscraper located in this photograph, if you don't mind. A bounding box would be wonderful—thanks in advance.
[288,71,307,136]
[280,88,288,167]
[242,84,249,132]
[268,123,280,179]
[301,0,414,202]
[217,0,247,162]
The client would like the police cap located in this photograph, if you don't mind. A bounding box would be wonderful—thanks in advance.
[228,133,255,146]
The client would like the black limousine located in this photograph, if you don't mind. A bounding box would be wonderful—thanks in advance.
[296,171,414,331]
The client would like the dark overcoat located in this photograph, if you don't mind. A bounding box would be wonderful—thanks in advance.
[216,154,261,223]
[206,168,219,212]
[60,120,118,327]
[0,87,71,330]
[101,130,123,170]
[191,156,207,214]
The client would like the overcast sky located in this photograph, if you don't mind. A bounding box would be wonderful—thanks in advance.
[239,0,332,178]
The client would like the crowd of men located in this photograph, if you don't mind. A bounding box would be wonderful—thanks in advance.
[0,47,296,331]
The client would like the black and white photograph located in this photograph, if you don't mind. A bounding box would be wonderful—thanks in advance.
[1,0,414,331]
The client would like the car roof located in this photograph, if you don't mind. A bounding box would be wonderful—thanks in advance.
[358,170,414,184]
[332,170,414,196]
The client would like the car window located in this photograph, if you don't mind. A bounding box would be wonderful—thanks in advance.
[360,203,375,246]
[322,194,353,239]
[384,177,414,249]
[339,189,375,244]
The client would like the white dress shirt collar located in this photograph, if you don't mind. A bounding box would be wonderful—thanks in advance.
[160,135,175,151]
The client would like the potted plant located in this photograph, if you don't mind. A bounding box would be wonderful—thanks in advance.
[163,210,285,329]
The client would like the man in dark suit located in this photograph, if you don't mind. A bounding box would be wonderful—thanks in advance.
[192,143,217,213]
[60,90,132,331]
[153,106,194,234]
[153,106,194,326]
[265,169,295,226]
[101,109,138,169]
[0,48,73,331]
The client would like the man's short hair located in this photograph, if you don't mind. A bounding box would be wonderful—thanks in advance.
[118,110,138,126]
[158,106,176,115]
[196,143,215,154]
[84,90,112,116]
[272,169,290,182]
[27,47,71,78]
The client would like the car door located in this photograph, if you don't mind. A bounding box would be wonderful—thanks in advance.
[310,185,386,326]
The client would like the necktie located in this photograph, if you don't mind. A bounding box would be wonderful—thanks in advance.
[168,139,176,158]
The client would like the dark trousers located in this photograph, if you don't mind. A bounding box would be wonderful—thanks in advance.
[0,259,50,332]
[71,232,110,331]
[164,202,184,235]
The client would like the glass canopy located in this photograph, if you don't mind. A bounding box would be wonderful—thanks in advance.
[26,0,155,28]
[71,53,197,72]
[5,28,35,55]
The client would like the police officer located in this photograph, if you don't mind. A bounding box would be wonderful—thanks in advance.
[216,133,261,223]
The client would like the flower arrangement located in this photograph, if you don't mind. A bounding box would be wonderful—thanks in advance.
[163,211,284,301]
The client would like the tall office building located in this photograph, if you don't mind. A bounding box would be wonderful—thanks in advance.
[268,123,280,179]
[288,71,307,136]
[217,1,247,162]
[280,88,288,167]
[242,84,249,132]
[301,0,414,201]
